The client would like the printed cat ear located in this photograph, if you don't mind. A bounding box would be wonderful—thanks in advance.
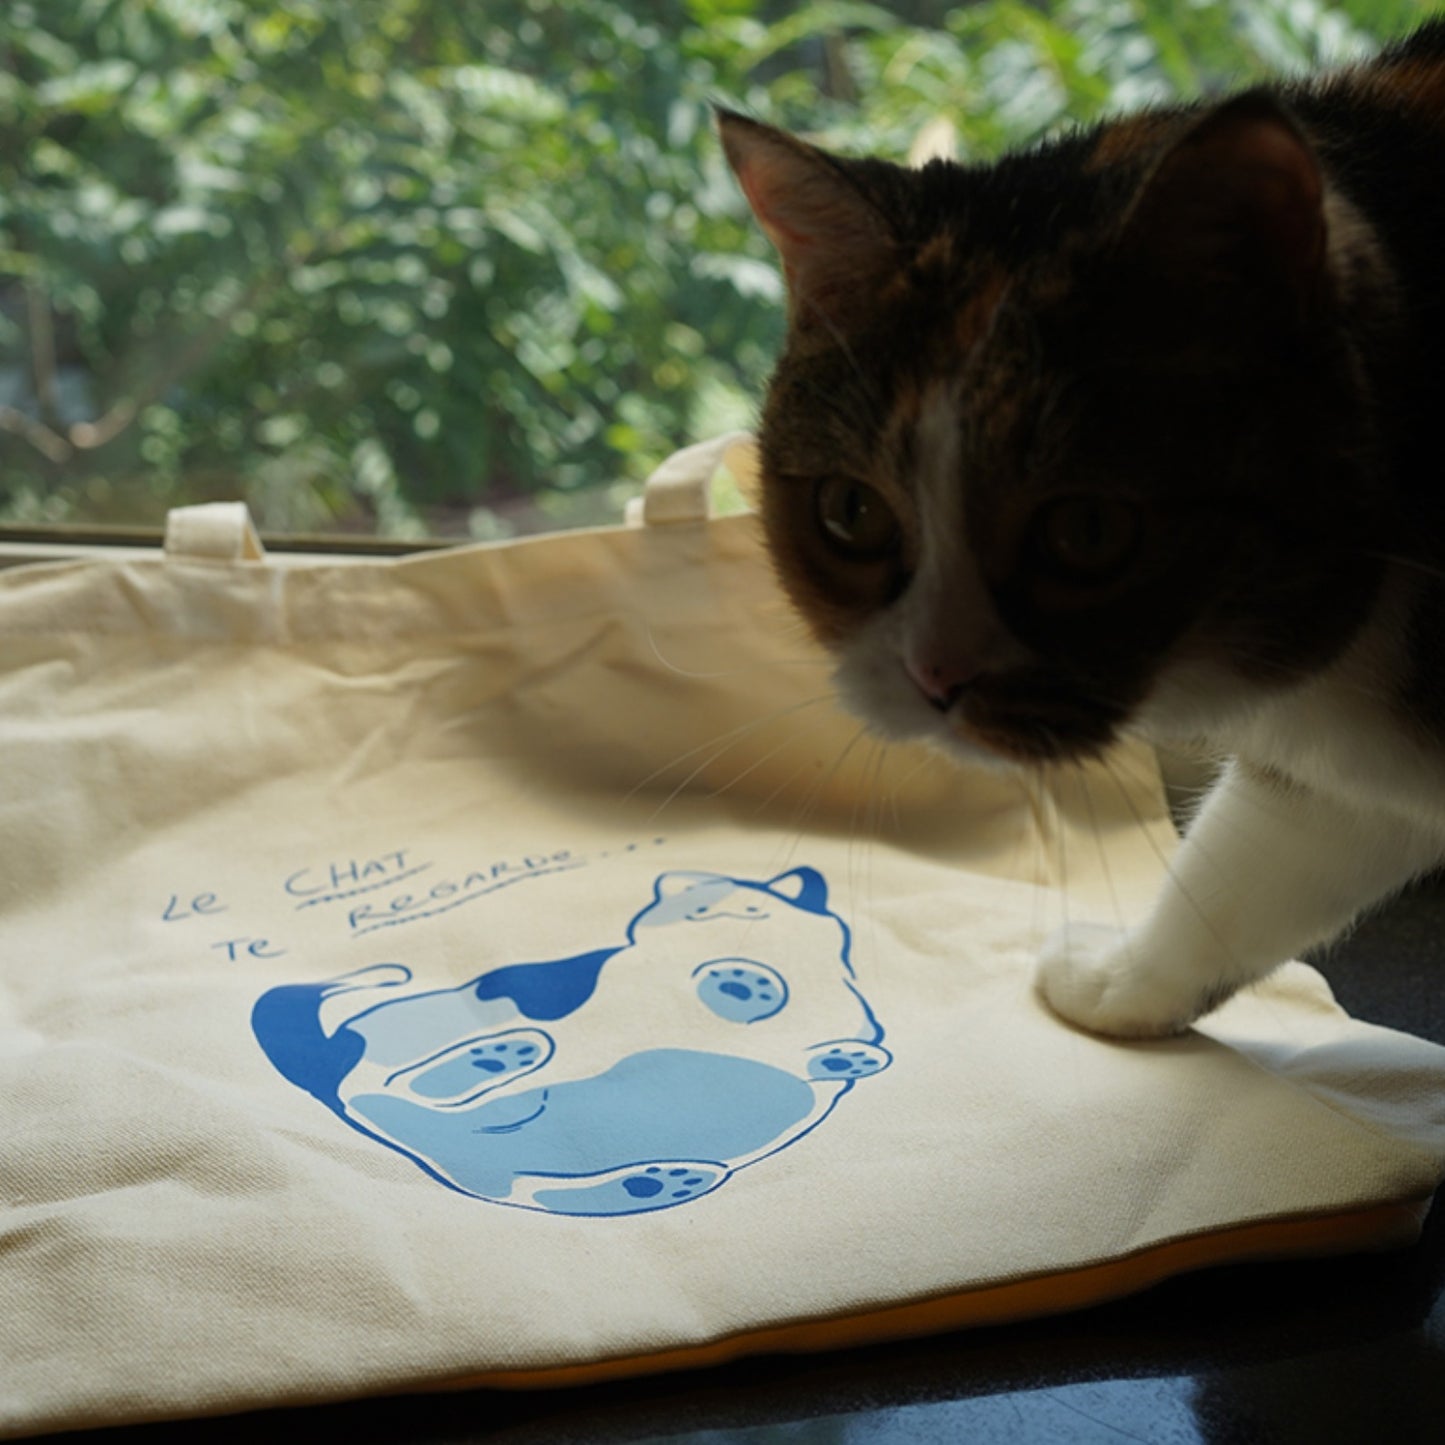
[652,871,717,900]
[1120,91,1325,297]
[766,866,829,913]
[717,109,896,332]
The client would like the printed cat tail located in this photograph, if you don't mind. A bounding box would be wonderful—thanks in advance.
[1118,90,1327,306]
[715,107,897,334]
[251,980,367,1115]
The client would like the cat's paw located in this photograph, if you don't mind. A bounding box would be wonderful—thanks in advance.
[1035,923,1203,1039]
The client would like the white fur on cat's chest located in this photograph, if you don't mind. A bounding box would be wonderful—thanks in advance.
[1144,583,1445,840]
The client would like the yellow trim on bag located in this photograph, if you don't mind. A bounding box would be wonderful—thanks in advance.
[425,1201,1427,1392]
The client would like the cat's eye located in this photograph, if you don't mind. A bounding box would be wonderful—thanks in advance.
[1033,495,1140,580]
[815,477,901,561]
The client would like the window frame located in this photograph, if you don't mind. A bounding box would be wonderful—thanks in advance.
[0,524,456,571]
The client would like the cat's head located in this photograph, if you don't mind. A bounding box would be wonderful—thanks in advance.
[631,866,833,933]
[720,97,1394,766]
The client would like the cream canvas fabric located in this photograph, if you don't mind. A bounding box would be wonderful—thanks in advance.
[2,437,1444,1436]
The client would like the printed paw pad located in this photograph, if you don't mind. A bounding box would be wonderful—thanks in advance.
[398,1029,553,1103]
[694,960,788,1023]
[531,1162,726,1216]
[807,1042,890,1081]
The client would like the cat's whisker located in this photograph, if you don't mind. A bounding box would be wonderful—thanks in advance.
[1096,754,1325,1041]
[1360,549,1445,585]
[750,714,864,822]
[1053,766,1078,948]
[1016,769,1051,969]
[642,619,831,680]
[626,693,834,807]
[846,738,871,913]
[1079,761,1131,942]
[700,711,843,802]
[747,723,864,888]
[1096,753,1252,986]
[845,739,880,951]
[646,722,837,828]
[1034,765,1094,1083]
[868,742,894,982]
[772,725,872,877]
[880,748,936,837]
[1030,763,1065,944]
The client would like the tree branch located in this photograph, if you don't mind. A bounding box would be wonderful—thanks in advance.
[0,405,73,464]
[25,281,60,431]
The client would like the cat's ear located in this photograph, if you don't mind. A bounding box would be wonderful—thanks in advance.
[1119,92,1325,298]
[717,109,896,333]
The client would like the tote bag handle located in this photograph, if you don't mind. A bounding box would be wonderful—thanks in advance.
[627,432,756,527]
[164,501,267,562]
[160,435,757,558]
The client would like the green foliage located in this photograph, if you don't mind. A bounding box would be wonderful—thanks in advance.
[0,0,1432,537]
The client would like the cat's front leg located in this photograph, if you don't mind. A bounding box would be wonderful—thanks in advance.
[1036,760,1441,1038]
[1036,921,1215,1039]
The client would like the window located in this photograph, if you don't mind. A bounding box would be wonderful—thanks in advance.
[0,1,1396,547]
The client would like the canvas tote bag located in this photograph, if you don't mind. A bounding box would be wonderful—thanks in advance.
[3,435,1445,1436]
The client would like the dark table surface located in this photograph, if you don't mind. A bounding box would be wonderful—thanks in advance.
[50,879,1445,1445]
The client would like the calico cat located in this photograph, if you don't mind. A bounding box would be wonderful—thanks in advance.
[718,20,1445,1039]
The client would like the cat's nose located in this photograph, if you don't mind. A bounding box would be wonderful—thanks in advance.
[905,655,979,712]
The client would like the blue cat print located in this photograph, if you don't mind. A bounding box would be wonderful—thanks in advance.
[252,867,890,1216]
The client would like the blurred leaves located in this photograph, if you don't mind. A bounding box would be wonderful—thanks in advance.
[0,0,1429,536]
